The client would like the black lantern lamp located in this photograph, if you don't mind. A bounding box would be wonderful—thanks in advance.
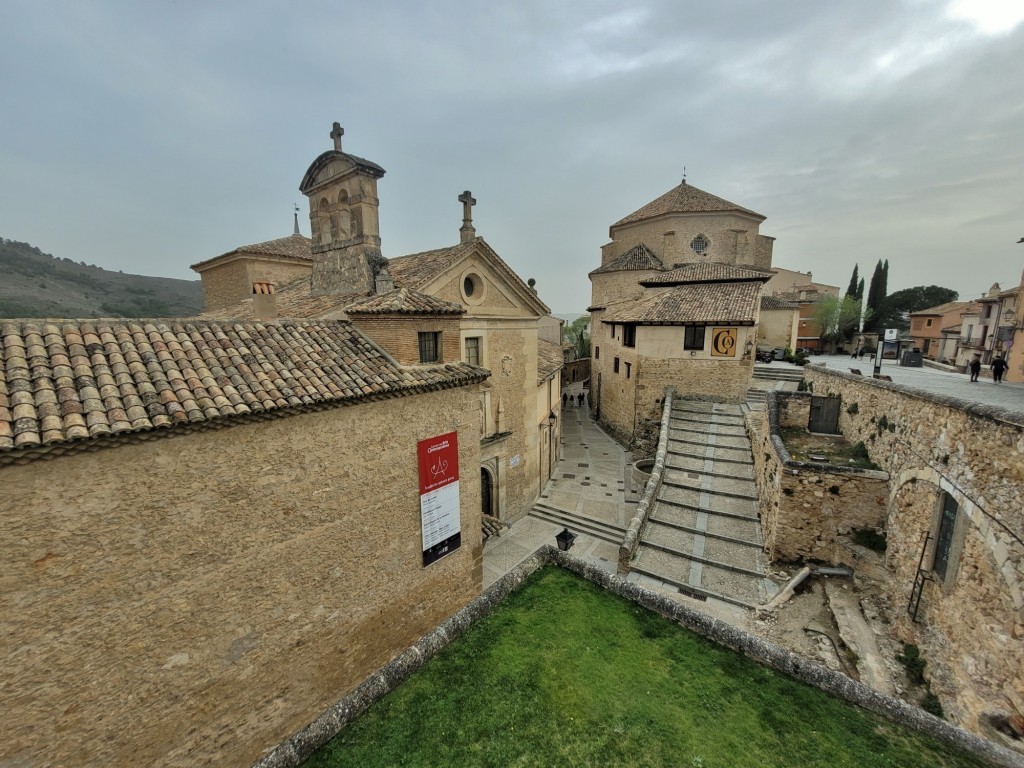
[555,527,577,551]
[547,410,556,427]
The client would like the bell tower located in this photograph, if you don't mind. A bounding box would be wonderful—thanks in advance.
[299,122,387,296]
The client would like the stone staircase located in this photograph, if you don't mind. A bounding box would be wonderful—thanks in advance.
[630,399,776,609]
[747,363,804,411]
[529,501,626,546]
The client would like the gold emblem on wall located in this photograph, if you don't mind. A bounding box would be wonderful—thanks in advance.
[711,328,737,357]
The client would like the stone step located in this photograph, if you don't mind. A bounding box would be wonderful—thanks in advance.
[646,516,762,550]
[661,475,759,501]
[671,405,746,423]
[631,547,764,609]
[672,400,745,417]
[529,503,625,546]
[666,446,754,467]
[665,454,755,480]
[666,435,753,455]
[668,427,751,450]
[668,416,747,436]
[655,489,760,521]
[650,505,761,542]
[639,532,767,579]
[752,370,804,381]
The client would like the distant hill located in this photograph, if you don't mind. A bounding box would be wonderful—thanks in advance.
[0,238,203,319]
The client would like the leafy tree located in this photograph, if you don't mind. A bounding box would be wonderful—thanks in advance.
[564,316,591,360]
[813,295,870,352]
[871,286,958,333]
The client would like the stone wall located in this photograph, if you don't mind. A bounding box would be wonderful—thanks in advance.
[749,392,889,564]
[804,365,1024,732]
[199,259,251,313]
[1,388,483,767]
[349,314,462,365]
[607,211,765,268]
[589,270,658,308]
[563,357,590,385]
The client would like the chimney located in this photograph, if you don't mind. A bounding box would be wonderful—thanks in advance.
[253,280,277,321]
[374,266,394,295]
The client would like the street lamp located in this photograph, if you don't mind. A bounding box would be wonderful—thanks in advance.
[555,528,577,551]
[547,410,556,427]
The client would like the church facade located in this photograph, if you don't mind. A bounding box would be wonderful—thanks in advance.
[193,123,562,523]
[588,182,776,443]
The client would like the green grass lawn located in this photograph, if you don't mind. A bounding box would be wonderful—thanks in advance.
[305,567,990,768]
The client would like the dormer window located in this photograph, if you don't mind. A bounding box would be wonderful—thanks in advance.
[690,234,709,256]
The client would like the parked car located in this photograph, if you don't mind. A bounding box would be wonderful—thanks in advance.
[755,348,774,363]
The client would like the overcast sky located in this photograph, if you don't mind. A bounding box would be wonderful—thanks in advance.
[1,1,1022,314]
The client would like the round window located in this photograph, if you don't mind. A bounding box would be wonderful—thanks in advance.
[464,276,476,297]
[691,234,709,255]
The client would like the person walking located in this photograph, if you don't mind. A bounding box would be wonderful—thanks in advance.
[992,355,1008,384]
[969,354,982,383]
[562,391,568,407]
[577,393,584,407]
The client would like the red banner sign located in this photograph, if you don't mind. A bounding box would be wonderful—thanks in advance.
[417,432,461,566]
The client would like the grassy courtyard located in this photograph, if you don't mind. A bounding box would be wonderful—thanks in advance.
[305,567,989,768]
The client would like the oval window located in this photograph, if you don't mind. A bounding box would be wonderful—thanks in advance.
[464,276,476,297]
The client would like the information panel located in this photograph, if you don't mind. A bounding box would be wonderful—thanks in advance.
[417,431,461,566]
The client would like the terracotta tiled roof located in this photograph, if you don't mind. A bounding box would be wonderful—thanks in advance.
[0,318,486,457]
[346,287,465,315]
[612,183,765,228]
[760,295,800,311]
[601,282,761,325]
[191,233,313,270]
[589,244,665,275]
[910,300,968,317]
[386,240,480,290]
[537,339,563,383]
[387,237,550,314]
[639,262,774,286]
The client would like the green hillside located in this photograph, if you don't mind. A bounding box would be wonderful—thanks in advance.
[0,238,203,319]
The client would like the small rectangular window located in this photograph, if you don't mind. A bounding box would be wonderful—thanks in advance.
[622,324,636,348]
[684,326,706,351]
[926,319,933,327]
[464,336,481,366]
[625,361,631,379]
[613,356,620,373]
[418,332,440,363]
[595,346,600,359]
[610,323,616,339]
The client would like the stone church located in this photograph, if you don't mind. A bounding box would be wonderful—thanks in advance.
[588,180,776,443]
[0,123,562,766]
[191,123,563,524]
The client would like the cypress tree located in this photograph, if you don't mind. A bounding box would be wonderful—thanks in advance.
[864,260,884,331]
[845,264,860,298]
[856,277,864,300]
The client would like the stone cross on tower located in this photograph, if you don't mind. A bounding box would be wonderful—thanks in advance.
[459,190,477,244]
[330,122,344,151]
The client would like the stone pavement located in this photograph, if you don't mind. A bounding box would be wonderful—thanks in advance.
[810,354,1024,416]
[482,381,636,588]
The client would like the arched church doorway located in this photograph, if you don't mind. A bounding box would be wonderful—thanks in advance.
[481,467,493,517]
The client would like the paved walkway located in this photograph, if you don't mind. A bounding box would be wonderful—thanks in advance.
[809,354,1024,416]
[482,382,637,587]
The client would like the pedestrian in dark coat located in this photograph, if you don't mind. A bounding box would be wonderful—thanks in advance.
[577,393,584,407]
[969,354,982,382]
[992,355,1008,383]
[562,392,568,407]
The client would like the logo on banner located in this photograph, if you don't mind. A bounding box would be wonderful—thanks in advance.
[711,328,737,357]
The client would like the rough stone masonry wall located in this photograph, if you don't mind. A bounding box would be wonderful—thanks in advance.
[804,365,1024,733]
[1,388,483,768]
[749,392,889,565]
[200,259,252,312]
[349,314,462,365]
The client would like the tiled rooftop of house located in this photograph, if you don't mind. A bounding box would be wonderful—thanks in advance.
[640,262,774,286]
[612,182,765,228]
[190,233,313,270]
[589,243,665,275]
[601,281,761,325]
[0,318,487,459]
[537,338,564,383]
[198,276,358,321]
[346,287,465,315]
[760,295,800,310]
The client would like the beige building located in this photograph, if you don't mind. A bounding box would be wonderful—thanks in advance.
[193,123,561,522]
[588,181,777,443]
[909,300,970,362]
[0,317,488,766]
